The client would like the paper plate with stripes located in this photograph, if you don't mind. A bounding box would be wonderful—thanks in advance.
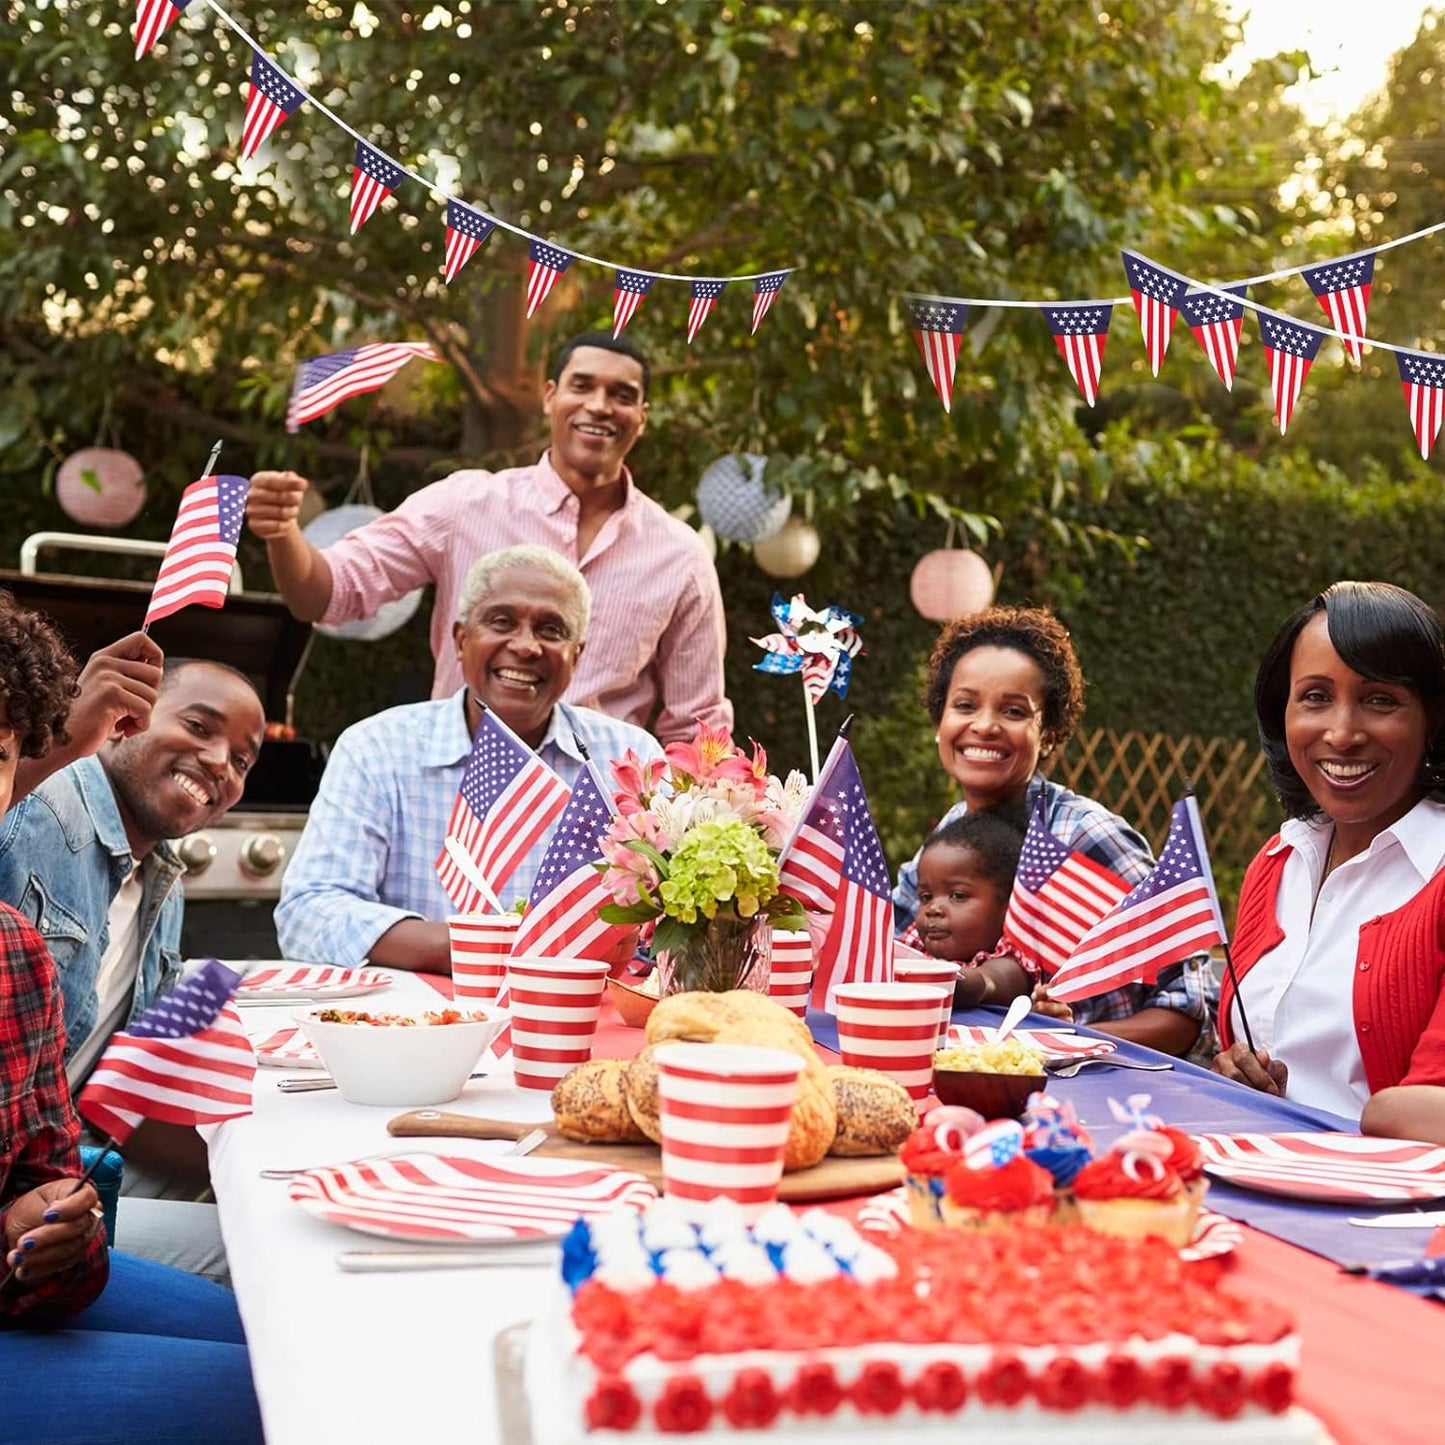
[288,1153,658,1242]
[945,1025,1116,1061]
[1195,1132,1445,1203]
[236,964,393,1002]
[254,1025,324,1069]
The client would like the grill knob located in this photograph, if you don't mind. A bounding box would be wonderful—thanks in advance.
[240,833,286,878]
[176,834,217,874]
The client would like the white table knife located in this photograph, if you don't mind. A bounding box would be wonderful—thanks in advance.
[1347,1211,1445,1228]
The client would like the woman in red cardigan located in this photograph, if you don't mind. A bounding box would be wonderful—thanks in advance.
[1214,581,1445,1121]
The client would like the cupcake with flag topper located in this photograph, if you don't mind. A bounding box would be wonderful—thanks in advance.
[1073,1124,1191,1248]
[1021,1092,1094,1222]
[940,1119,1055,1231]
[897,1105,985,1228]
[1105,1093,1207,1228]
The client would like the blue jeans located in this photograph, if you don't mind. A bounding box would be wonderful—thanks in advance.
[0,1252,263,1443]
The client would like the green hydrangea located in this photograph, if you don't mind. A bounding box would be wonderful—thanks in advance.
[657,817,780,924]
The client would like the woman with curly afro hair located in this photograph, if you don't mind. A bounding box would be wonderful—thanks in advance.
[893,604,1217,1058]
[0,587,78,800]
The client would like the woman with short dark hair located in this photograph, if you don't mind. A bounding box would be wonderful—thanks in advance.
[1215,581,1445,1119]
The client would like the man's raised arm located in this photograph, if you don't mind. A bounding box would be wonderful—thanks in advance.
[246,470,334,621]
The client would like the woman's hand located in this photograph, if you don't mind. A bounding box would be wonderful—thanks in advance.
[4,1179,102,1284]
[1031,982,1073,1023]
[1212,1041,1289,1096]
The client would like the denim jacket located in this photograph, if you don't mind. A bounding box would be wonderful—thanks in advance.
[0,756,184,1072]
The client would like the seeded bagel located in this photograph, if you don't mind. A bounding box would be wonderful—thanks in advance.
[621,1044,664,1144]
[551,1058,649,1143]
[826,1065,918,1156]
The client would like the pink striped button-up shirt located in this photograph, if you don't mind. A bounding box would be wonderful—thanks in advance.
[318,451,731,744]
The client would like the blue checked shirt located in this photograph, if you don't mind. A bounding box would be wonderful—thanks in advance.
[276,693,663,967]
[892,774,1218,1046]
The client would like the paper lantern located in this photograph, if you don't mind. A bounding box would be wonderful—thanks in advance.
[302,504,424,641]
[55,448,146,529]
[753,517,820,578]
[696,453,791,543]
[909,548,996,621]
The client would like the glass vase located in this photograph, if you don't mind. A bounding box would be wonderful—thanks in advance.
[653,911,771,997]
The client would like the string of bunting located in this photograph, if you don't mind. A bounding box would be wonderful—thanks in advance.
[905,228,1445,460]
[131,0,793,342]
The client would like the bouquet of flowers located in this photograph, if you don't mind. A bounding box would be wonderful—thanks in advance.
[596,728,810,993]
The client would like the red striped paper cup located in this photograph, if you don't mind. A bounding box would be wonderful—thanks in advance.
[891,957,959,1049]
[448,913,520,1005]
[833,982,946,1100]
[505,956,610,1091]
[654,1042,803,1219]
[766,928,813,1018]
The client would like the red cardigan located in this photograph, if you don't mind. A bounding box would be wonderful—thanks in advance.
[1218,839,1445,1093]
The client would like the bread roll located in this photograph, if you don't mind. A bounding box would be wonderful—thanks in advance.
[827,1065,917,1156]
[551,1058,649,1143]
[621,1044,663,1144]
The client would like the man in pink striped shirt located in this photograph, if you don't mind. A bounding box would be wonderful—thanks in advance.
[246,332,731,743]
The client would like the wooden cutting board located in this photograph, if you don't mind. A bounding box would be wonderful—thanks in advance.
[387,1111,905,1202]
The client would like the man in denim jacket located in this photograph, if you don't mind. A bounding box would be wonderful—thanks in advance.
[0,657,263,1279]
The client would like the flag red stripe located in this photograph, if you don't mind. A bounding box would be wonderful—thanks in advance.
[241,95,288,159]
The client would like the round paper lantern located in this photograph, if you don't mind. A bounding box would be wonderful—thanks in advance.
[753,517,820,578]
[909,548,996,622]
[695,453,791,543]
[55,448,146,529]
[302,504,424,642]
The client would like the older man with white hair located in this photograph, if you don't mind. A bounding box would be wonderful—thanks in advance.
[276,545,663,973]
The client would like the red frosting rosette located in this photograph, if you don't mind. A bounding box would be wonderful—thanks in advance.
[1155,1126,1204,1183]
[1074,1129,1184,1202]
[943,1119,1054,1211]
[899,1105,986,1175]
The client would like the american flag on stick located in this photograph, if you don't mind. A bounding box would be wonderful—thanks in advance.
[1302,251,1376,367]
[434,710,571,914]
[77,961,255,1145]
[686,279,728,345]
[999,795,1131,979]
[612,269,656,338]
[1041,304,1113,408]
[1121,251,1188,376]
[443,200,496,284]
[143,473,249,628]
[909,300,967,413]
[134,0,193,58]
[285,342,440,433]
[1257,311,1324,434]
[510,759,634,959]
[526,240,575,318]
[1178,285,1248,392]
[350,140,404,234]
[240,54,306,161]
[1047,796,1227,1003]
[751,272,788,335]
[778,738,894,1011]
[1396,349,1445,460]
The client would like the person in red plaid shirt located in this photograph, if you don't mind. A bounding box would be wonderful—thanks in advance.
[0,590,262,1442]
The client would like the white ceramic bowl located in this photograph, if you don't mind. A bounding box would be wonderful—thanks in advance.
[293,1006,508,1107]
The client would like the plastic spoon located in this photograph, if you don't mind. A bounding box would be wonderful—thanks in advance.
[991,994,1031,1046]
[442,838,505,913]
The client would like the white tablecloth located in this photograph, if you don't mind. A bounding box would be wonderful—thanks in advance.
[210,970,556,1445]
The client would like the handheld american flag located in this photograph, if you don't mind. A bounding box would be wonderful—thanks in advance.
[1047,797,1226,1004]
[751,272,788,335]
[510,760,634,959]
[686,279,728,345]
[1303,250,1376,367]
[350,140,405,234]
[77,961,254,1145]
[285,342,440,433]
[1179,285,1247,392]
[434,710,571,913]
[443,200,496,283]
[1257,311,1324,434]
[612,270,656,338]
[241,54,306,160]
[1121,251,1187,376]
[1041,304,1113,408]
[909,300,967,413]
[134,0,193,58]
[1396,350,1445,460]
[143,474,249,628]
[526,240,575,318]
[778,739,893,1010]
[999,795,1131,979]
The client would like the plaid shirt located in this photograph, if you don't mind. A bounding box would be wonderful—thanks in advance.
[276,693,663,966]
[0,904,108,1320]
[893,775,1218,1041]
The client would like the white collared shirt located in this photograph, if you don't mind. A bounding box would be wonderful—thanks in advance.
[1234,798,1445,1120]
